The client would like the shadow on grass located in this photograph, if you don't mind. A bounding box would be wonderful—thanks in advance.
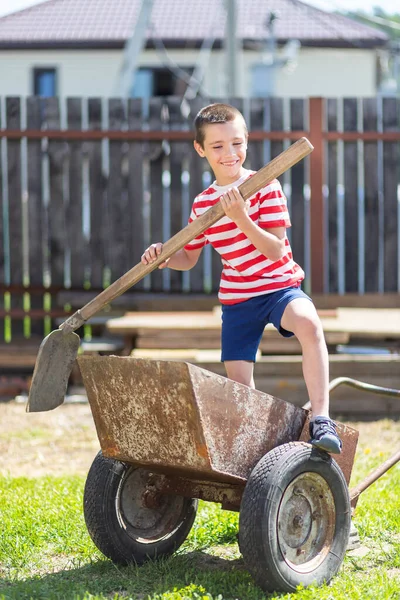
[0,550,268,600]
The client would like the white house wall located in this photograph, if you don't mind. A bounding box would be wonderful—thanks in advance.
[0,47,378,100]
[271,48,377,97]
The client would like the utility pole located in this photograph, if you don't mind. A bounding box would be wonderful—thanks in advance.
[114,0,154,97]
[225,0,238,97]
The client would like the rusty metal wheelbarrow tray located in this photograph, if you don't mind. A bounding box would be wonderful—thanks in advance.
[78,355,359,486]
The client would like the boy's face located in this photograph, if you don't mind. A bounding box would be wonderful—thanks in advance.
[194,117,248,186]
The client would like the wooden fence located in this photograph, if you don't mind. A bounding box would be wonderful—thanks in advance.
[0,95,399,341]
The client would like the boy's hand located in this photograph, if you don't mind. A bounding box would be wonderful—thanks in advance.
[220,187,250,224]
[141,243,170,269]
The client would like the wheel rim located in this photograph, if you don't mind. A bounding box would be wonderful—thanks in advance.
[277,472,335,573]
[116,467,188,544]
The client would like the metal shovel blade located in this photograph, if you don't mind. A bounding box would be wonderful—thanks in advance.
[26,329,80,412]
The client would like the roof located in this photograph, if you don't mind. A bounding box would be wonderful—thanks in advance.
[0,0,388,49]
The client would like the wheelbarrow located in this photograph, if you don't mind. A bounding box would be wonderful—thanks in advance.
[78,355,400,593]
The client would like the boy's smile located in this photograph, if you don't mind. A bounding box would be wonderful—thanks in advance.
[194,117,248,186]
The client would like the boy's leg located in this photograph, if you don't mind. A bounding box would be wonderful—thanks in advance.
[224,360,255,388]
[280,297,342,454]
[280,297,329,417]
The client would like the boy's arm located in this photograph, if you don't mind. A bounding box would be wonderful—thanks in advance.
[236,220,286,261]
[141,243,202,270]
[220,188,286,261]
[164,246,202,270]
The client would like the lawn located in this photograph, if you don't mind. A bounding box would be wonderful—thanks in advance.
[0,409,399,600]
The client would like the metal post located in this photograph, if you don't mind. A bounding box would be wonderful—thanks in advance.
[225,0,238,98]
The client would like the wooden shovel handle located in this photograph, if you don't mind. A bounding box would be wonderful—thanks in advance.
[60,137,313,333]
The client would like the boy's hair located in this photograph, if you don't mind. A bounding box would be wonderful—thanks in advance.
[194,103,248,147]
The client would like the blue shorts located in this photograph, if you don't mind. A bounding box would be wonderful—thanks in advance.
[221,286,313,362]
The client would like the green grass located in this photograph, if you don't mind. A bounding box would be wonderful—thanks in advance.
[0,455,399,599]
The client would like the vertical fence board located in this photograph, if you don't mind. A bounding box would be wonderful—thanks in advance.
[7,97,24,337]
[45,97,65,287]
[363,98,379,293]
[289,98,306,271]
[270,98,284,161]
[26,97,43,286]
[185,97,205,293]
[7,98,23,286]
[382,97,399,293]
[247,97,265,171]
[0,99,4,335]
[66,98,86,288]
[26,97,45,336]
[343,98,359,293]
[88,98,106,289]
[107,99,128,281]
[127,98,145,288]
[166,97,185,292]
[326,99,338,293]
[148,97,164,291]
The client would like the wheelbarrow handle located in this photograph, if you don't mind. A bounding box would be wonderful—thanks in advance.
[60,137,313,333]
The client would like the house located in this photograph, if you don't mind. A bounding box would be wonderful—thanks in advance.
[0,0,389,99]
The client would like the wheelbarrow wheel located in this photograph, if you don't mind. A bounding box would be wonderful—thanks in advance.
[239,442,350,593]
[83,451,198,565]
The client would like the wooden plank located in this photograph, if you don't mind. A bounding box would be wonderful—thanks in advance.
[270,98,284,163]
[199,353,400,378]
[309,97,325,295]
[108,98,130,281]
[0,100,4,338]
[0,336,42,369]
[326,99,338,293]
[107,308,336,327]
[7,97,23,286]
[66,97,86,288]
[247,97,266,172]
[165,97,185,292]
[382,97,399,293]
[363,97,379,293]
[148,97,164,291]
[45,97,66,287]
[6,98,24,338]
[315,307,400,337]
[127,98,145,288]
[343,98,359,293]
[88,98,106,289]
[26,96,44,286]
[289,98,306,272]
[134,330,349,353]
[187,97,206,293]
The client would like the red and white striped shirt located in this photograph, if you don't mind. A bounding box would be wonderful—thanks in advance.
[184,169,304,305]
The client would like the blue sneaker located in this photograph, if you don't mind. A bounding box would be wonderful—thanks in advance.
[309,416,342,454]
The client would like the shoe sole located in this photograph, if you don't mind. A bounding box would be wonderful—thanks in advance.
[310,438,342,454]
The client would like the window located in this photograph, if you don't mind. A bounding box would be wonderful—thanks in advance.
[33,68,57,97]
[131,67,193,98]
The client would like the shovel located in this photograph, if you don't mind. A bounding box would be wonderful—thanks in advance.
[26,137,313,412]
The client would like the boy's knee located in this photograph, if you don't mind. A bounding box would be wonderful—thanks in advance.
[294,314,323,341]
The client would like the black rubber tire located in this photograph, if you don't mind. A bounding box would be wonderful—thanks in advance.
[83,451,198,565]
[239,442,351,593]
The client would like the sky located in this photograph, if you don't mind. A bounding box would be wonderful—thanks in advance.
[0,0,398,19]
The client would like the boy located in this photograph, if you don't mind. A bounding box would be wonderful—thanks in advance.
[141,103,342,454]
